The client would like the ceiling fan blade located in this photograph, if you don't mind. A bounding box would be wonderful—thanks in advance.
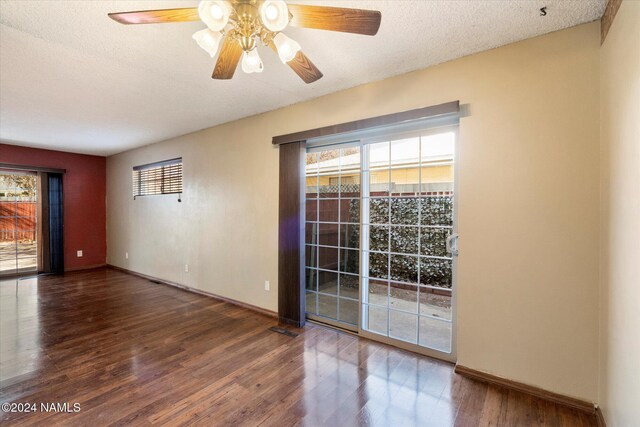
[212,38,243,80]
[286,51,324,84]
[108,8,199,25]
[269,43,323,84]
[287,4,381,36]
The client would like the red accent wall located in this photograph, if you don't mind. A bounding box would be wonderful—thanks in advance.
[0,143,106,271]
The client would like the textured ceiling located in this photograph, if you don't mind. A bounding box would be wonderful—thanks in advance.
[0,0,605,156]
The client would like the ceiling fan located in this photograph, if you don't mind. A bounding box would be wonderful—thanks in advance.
[109,1,382,84]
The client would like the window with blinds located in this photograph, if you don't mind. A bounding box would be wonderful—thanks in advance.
[132,158,183,198]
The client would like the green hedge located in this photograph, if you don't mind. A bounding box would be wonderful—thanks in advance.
[346,196,453,288]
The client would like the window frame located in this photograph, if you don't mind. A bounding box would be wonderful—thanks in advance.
[132,158,183,199]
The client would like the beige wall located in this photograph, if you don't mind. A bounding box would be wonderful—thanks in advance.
[107,22,600,401]
[598,2,640,426]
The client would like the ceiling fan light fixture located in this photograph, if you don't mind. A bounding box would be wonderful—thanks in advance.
[242,49,264,74]
[273,32,301,63]
[109,2,382,84]
[192,29,223,57]
[260,0,289,32]
[198,0,231,32]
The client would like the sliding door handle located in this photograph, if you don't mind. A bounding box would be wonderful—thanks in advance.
[446,233,459,256]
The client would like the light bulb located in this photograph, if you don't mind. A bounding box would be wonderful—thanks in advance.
[210,3,224,20]
[192,29,223,57]
[273,32,301,63]
[265,5,278,20]
[242,49,264,74]
[198,0,230,32]
[260,0,289,32]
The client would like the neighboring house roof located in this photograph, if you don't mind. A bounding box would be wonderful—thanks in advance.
[308,133,455,174]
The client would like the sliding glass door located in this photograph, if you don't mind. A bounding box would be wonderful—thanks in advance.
[361,128,456,358]
[0,171,38,277]
[304,126,457,360]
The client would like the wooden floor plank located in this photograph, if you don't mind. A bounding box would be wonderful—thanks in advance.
[0,269,596,426]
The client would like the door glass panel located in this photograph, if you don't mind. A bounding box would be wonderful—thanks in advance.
[419,288,452,321]
[306,291,317,314]
[305,245,317,268]
[305,268,317,291]
[339,273,359,299]
[420,196,453,226]
[305,152,319,197]
[339,249,359,274]
[420,227,449,257]
[340,199,360,223]
[339,224,359,248]
[318,246,338,271]
[390,254,418,284]
[369,198,389,224]
[305,147,360,330]
[318,149,340,197]
[390,310,418,344]
[318,199,339,222]
[305,222,317,244]
[318,223,338,247]
[305,199,318,222]
[419,258,452,288]
[369,225,389,251]
[369,141,390,195]
[390,283,418,313]
[367,251,388,279]
[390,198,419,225]
[318,270,338,295]
[339,175,360,198]
[419,316,452,353]
[306,176,318,199]
[390,226,419,254]
[318,294,338,319]
[339,298,359,325]
[366,305,388,336]
[365,278,388,307]
[0,172,38,277]
[361,129,456,356]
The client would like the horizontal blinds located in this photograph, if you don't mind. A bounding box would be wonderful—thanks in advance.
[132,159,182,197]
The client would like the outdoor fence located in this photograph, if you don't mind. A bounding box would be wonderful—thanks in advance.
[0,200,37,242]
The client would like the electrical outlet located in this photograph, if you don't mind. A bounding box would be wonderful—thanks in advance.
[185,264,189,273]
[77,250,83,257]
[125,252,129,259]
[264,280,270,291]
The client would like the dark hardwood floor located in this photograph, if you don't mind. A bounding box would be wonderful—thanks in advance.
[0,268,595,426]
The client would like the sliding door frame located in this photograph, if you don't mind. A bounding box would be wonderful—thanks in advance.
[304,124,459,362]
[275,102,460,337]
[0,163,66,277]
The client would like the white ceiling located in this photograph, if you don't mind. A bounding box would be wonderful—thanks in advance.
[0,0,605,156]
